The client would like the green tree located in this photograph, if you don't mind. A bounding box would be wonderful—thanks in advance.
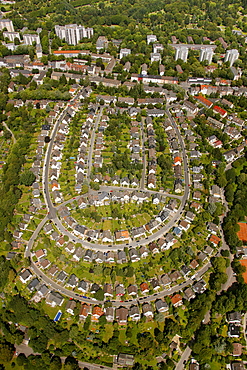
[0,341,14,363]
[19,170,36,186]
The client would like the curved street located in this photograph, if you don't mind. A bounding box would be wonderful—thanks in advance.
[24,99,233,311]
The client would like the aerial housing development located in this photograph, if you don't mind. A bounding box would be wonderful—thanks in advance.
[0,0,247,369]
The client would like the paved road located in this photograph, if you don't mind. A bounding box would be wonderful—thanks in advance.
[175,346,191,370]
[24,100,213,308]
[44,107,190,252]
[87,105,103,180]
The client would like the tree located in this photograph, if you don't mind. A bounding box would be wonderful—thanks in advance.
[19,170,36,186]
[0,341,14,363]
[94,288,104,301]
[50,356,62,370]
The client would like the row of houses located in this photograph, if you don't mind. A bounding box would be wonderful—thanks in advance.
[75,110,96,191]
[146,117,157,189]
[56,196,181,244]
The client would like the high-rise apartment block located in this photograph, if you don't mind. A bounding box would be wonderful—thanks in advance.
[3,31,20,42]
[0,19,14,32]
[175,46,188,62]
[23,34,41,46]
[55,24,93,45]
[199,47,214,64]
[119,48,131,59]
[224,49,239,67]
[147,34,157,44]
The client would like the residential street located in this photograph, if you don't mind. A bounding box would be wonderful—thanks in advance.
[87,105,104,180]
[175,346,191,370]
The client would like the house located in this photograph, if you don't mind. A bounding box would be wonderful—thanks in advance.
[20,270,32,284]
[140,282,149,294]
[56,271,67,283]
[115,230,130,242]
[156,210,170,224]
[91,306,104,321]
[129,248,140,262]
[90,283,100,294]
[78,280,88,293]
[129,306,140,321]
[48,265,59,277]
[193,191,201,201]
[190,202,202,212]
[181,265,191,277]
[66,300,76,315]
[46,291,64,307]
[232,343,242,357]
[105,307,114,322]
[95,251,106,264]
[228,323,240,338]
[198,252,207,263]
[40,259,51,270]
[115,284,125,297]
[102,230,114,243]
[116,307,128,325]
[139,246,149,258]
[211,185,221,198]
[190,259,199,269]
[184,287,195,300]
[67,274,78,288]
[35,249,46,260]
[142,303,154,318]
[155,299,168,313]
[27,278,39,292]
[65,242,75,254]
[171,294,183,307]
[73,247,84,262]
[179,220,190,232]
[204,245,214,256]
[213,105,227,118]
[185,211,195,223]
[227,312,242,324]
[120,177,130,186]
[37,284,49,297]
[231,362,245,370]
[116,354,134,367]
[193,280,207,294]
[132,226,146,239]
[117,250,127,264]
[127,284,138,296]
[223,150,235,162]
[103,283,113,297]
[79,303,91,320]
[170,270,182,282]
[151,278,160,291]
[50,231,59,241]
[149,242,159,254]
[160,274,171,287]
[84,249,93,262]
[209,234,221,247]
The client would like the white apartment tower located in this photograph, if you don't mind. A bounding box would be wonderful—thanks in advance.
[119,48,131,59]
[147,34,157,44]
[23,34,41,46]
[0,19,14,32]
[199,47,214,64]
[175,46,188,62]
[55,24,93,45]
[224,49,239,67]
[3,31,20,42]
